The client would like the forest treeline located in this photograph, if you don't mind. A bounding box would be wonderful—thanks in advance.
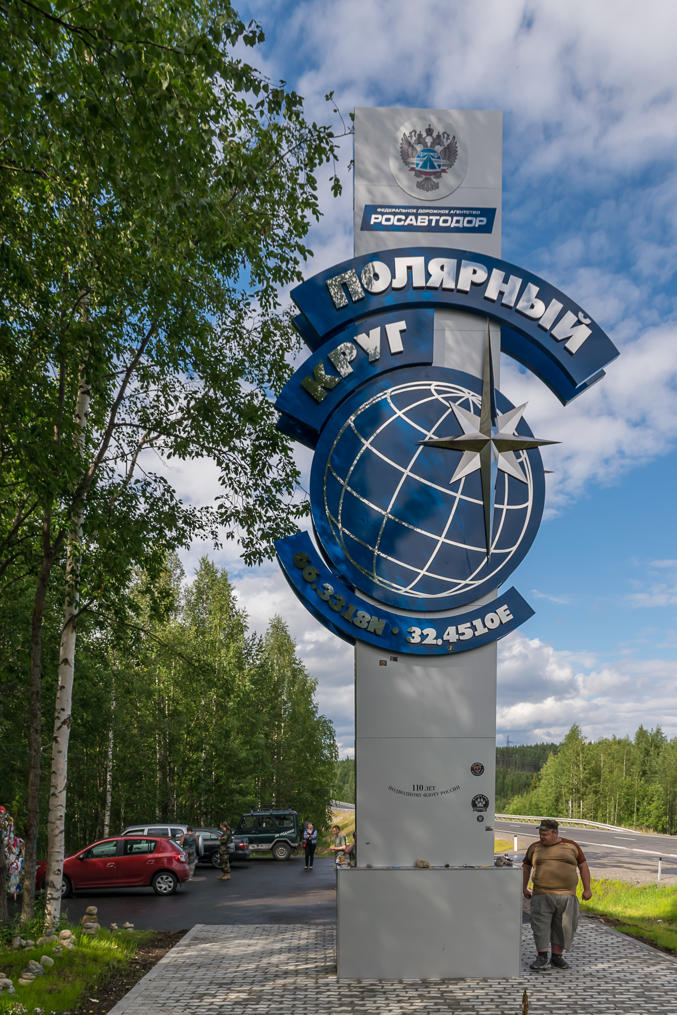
[0,0,346,926]
[2,557,338,854]
[502,725,677,832]
[333,725,677,833]
[495,742,558,807]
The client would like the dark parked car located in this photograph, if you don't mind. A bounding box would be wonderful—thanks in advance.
[193,826,251,866]
[235,809,300,860]
[37,836,189,896]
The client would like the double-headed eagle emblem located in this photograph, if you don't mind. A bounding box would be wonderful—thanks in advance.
[399,123,459,193]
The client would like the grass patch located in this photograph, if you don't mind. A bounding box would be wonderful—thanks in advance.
[580,877,677,954]
[0,926,155,1013]
[494,837,513,853]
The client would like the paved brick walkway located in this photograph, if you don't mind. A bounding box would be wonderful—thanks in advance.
[109,919,677,1015]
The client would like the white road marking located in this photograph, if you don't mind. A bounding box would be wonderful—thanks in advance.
[495,824,677,859]
[575,839,677,859]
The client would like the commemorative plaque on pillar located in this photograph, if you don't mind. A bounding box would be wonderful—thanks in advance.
[275,108,618,979]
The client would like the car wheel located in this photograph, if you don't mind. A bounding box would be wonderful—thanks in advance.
[272,841,291,861]
[151,871,178,895]
[211,852,221,869]
[61,875,73,898]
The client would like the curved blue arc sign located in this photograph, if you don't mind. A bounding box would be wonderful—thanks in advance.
[275,244,617,654]
[276,307,435,449]
[277,532,534,655]
[290,246,619,405]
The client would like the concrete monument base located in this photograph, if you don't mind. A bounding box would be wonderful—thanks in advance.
[336,865,522,980]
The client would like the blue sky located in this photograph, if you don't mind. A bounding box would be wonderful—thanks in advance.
[176,0,677,754]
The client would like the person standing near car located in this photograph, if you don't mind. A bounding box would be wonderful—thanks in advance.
[303,822,317,871]
[179,827,198,879]
[217,820,232,881]
[329,824,347,866]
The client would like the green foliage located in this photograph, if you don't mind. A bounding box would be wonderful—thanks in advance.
[503,725,677,833]
[0,0,343,575]
[0,891,56,949]
[0,0,345,921]
[496,742,558,771]
[246,616,338,828]
[333,758,355,804]
[0,926,155,1013]
[580,878,677,954]
[495,745,558,810]
[2,556,338,853]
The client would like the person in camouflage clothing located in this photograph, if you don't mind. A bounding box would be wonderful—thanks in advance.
[217,820,232,881]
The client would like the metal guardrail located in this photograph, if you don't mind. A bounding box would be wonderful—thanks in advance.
[333,806,637,832]
[332,805,640,834]
[495,813,638,833]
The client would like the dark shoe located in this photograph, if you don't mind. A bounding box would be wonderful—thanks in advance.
[529,954,550,971]
[550,955,569,969]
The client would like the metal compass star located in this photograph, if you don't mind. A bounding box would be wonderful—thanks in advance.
[419,327,558,555]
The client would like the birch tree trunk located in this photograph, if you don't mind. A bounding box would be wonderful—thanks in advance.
[44,371,91,930]
[103,660,116,838]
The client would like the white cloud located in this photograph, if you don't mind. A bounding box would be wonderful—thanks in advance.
[497,632,677,742]
[171,0,677,757]
[627,559,677,607]
[500,317,677,511]
[529,589,573,606]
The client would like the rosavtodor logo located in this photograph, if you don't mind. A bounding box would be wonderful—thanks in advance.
[400,124,458,192]
[391,120,468,200]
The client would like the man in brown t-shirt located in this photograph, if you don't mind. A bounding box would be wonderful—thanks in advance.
[522,818,592,971]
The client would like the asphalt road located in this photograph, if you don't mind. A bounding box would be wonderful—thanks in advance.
[59,856,338,931]
[26,823,676,933]
[495,819,677,883]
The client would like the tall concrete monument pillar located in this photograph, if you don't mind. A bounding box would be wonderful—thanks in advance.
[275,107,618,979]
[353,109,502,883]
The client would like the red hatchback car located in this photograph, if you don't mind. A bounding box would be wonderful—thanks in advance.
[37,836,190,896]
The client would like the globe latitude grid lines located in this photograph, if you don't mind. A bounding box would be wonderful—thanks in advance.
[314,373,542,610]
[326,382,531,595]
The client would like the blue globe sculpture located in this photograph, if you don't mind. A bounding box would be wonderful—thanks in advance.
[310,366,545,612]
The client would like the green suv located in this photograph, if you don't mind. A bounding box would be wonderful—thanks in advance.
[235,808,300,860]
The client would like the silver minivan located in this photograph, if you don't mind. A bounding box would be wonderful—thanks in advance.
[120,823,250,862]
[120,823,203,854]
